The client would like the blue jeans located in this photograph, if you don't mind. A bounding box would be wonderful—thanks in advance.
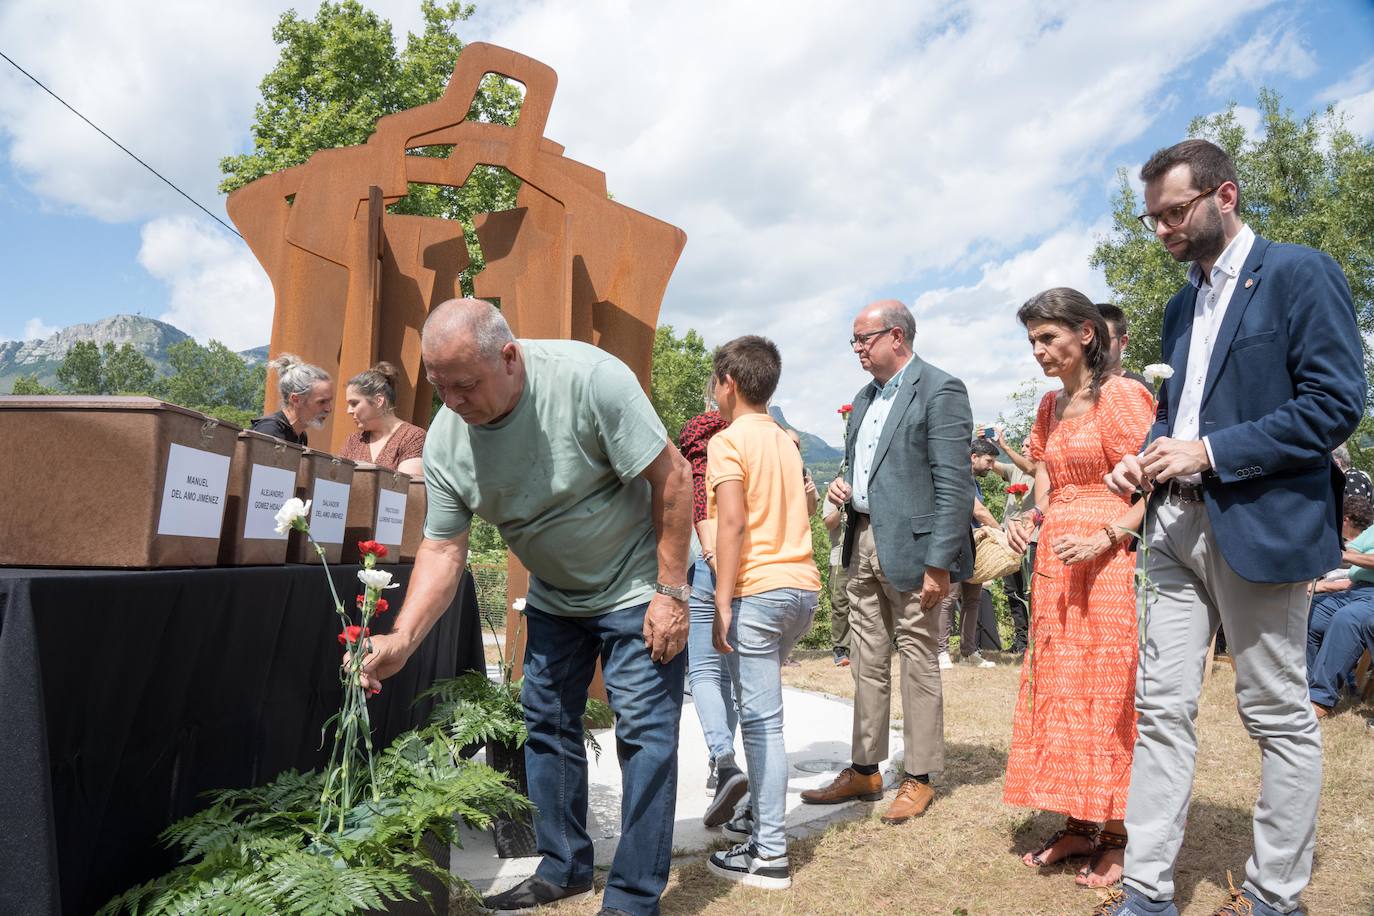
[1306,586,1370,670]
[688,556,738,763]
[522,602,685,916]
[721,587,818,857]
[1308,590,1374,707]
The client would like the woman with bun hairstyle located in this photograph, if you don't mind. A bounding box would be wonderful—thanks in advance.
[251,353,333,446]
[337,361,426,476]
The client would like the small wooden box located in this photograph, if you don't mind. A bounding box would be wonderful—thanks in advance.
[287,449,356,564]
[218,429,305,566]
[342,464,410,564]
[400,478,427,563]
[0,396,239,567]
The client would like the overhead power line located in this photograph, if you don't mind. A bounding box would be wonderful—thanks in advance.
[0,48,245,240]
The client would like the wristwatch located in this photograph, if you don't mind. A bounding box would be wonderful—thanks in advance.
[654,582,691,601]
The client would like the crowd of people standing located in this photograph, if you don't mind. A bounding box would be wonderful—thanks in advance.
[345,137,1366,916]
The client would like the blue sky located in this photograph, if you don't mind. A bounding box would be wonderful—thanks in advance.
[2,0,1372,439]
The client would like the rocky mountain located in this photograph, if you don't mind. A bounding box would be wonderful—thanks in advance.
[769,405,843,474]
[0,315,266,392]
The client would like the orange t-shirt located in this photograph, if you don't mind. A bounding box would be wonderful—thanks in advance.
[705,413,822,597]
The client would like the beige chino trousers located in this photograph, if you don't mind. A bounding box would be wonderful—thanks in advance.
[846,516,945,775]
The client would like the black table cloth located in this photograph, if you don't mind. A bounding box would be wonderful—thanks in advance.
[0,564,484,916]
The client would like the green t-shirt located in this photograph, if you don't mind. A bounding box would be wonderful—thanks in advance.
[423,339,667,616]
[1347,525,1374,584]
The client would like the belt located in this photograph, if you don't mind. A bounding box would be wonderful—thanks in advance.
[1161,481,1204,504]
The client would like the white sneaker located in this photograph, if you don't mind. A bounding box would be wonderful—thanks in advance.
[938,651,953,670]
[964,651,996,669]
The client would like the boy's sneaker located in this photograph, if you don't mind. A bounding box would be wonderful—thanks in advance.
[703,760,749,827]
[720,806,754,842]
[962,651,996,668]
[938,651,953,670]
[705,757,718,797]
[1089,886,1179,915]
[707,842,791,889]
[832,647,850,667]
[480,875,594,913]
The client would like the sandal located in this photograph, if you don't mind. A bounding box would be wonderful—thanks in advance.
[1076,828,1127,888]
[1023,816,1098,868]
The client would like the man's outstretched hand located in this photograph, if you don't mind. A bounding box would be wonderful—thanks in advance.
[352,631,415,695]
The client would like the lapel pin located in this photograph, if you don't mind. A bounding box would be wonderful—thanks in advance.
[1244,278,1254,289]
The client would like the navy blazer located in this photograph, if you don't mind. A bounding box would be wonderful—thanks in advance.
[841,356,974,592]
[1150,235,1365,583]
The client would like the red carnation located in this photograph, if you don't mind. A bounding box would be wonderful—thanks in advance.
[838,404,853,415]
[356,595,390,615]
[1006,483,1029,496]
[337,625,371,646]
[357,540,388,559]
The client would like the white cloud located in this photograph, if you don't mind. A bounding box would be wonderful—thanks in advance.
[139,217,274,350]
[1319,61,1374,139]
[22,317,59,341]
[1206,19,1317,96]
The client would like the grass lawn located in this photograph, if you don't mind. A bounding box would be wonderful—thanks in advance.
[456,650,1374,915]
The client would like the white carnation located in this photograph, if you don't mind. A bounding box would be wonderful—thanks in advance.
[1142,363,1175,384]
[274,497,311,535]
[357,568,397,590]
[511,598,527,612]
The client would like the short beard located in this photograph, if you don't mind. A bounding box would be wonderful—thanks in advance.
[1174,200,1226,265]
[308,414,329,430]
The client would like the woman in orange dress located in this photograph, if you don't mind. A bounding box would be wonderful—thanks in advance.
[1003,288,1154,888]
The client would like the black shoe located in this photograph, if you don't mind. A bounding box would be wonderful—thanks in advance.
[703,761,748,827]
[480,875,594,914]
[720,806,754,842]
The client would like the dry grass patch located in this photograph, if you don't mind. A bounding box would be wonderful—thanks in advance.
[454,650,1374,915]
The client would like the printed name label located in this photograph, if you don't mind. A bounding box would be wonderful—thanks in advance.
[310,478,351,544]
[375,488,407,546]
[243,463,298,540]
[157,443,231,538]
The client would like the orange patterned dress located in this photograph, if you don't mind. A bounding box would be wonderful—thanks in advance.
[1002,376,1154,822]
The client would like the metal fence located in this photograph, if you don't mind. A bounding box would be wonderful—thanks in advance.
[469,562,509,629]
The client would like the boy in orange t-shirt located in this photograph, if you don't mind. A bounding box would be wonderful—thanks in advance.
[704,335,820,890]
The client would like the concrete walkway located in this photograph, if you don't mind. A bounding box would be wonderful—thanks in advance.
[452,685,904,895]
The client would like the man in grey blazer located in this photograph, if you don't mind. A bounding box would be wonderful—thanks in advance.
[800,299,974,824]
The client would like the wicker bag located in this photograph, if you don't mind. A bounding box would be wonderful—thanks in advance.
[970,526,1024,584]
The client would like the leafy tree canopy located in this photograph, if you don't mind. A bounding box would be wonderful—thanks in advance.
[650,325,713,444]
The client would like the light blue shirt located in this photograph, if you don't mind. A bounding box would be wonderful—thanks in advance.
[850,356,913,513]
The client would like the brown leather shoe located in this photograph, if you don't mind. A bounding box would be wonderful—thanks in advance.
[799,767,884,805]
[880,778,935,824]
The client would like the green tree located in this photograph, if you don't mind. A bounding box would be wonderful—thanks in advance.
[1093,89,1374,389]
[101,343,158,394]
[55,340,104,394]
[155,339,267,415]
[650,325,713,443]
[220,0,524,290]
[10,374,54,395]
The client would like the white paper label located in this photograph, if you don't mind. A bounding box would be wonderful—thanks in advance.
[242,464,297,540]
[310,477,351,544]
[156,443,232,538]
[375,488,407,546]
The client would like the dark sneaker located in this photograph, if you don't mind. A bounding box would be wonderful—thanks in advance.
[720,806,754,842]
[480,875,594,914]
[708,841,791,889]
[703,761,748,827]
[705,756,718,797]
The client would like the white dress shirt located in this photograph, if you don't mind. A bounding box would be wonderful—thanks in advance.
[1173,224,1256,484]
[850,356,913,513]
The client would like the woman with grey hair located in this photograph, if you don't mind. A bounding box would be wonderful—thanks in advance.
[250,353,334,446]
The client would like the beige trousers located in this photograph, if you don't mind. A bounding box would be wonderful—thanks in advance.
[845,516,944,774]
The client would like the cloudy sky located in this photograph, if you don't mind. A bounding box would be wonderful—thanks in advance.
[2,0,1373,443]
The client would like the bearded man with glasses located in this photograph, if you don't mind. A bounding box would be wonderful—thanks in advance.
[800,299,974,826]
[1093,140,1364,916]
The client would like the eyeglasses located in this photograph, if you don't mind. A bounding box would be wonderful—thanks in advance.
[849,327,895,348]
[1137,187,1216,232]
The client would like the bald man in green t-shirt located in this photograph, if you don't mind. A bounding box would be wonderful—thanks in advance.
[360,299,692,916]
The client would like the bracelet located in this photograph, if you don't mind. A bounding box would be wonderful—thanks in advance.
[1102,524,1120,548]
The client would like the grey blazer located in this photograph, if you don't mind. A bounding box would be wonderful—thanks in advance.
[841,356,975,593]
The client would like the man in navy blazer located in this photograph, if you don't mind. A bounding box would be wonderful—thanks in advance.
[1097,140,1364,916]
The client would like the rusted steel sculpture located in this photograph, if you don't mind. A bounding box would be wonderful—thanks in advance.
[227,42,687,452]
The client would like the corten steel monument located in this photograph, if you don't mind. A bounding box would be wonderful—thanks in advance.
[227,42,687,453]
